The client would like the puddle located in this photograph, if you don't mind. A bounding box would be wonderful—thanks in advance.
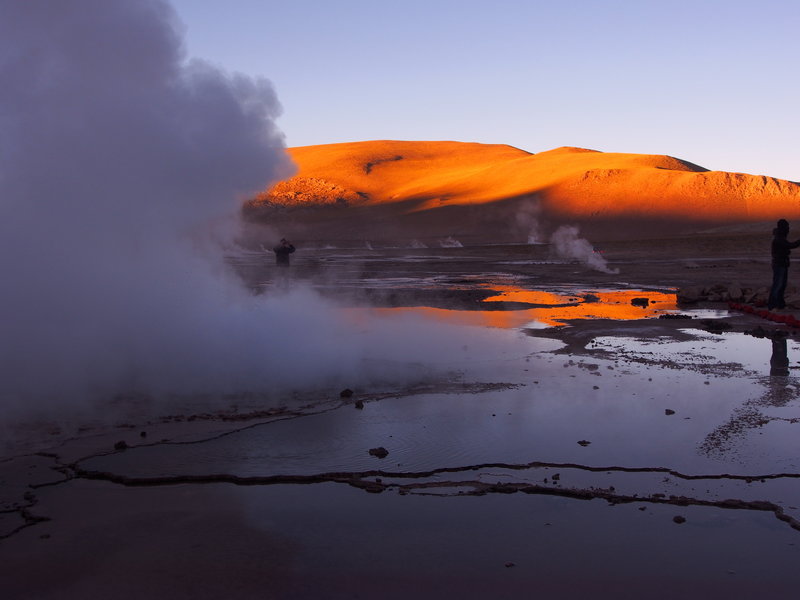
[593,330,800,375]
[482,286,677,325]
[351,286,678,328]
[8,247,800,596]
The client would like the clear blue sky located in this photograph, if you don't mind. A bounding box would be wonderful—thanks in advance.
[170,0,800,181]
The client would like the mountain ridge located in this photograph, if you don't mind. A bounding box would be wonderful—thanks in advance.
[245,140,800,242]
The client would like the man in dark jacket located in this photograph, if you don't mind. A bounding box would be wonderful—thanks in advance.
[273,238,295,267]
[768,219,800,310]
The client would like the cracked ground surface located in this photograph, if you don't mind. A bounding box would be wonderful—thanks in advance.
[3,239,800,599]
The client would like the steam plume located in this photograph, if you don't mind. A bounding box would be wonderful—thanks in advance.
[0,0,298,416]
[515,199,545,244]
[550,226,619,274]
[0,1,528,425]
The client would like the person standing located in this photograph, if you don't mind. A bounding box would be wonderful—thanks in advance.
[768,219,800,310]
[273,238,295,267]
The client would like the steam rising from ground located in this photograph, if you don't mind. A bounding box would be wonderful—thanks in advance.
[0,1,530,427]
[516,199,545,244]
[550,226,619,274]
[439,237,464,248]
[516,200,618,272]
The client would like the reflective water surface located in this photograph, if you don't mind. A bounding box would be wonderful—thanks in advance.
[5,245,800,598]
[359,286,679,328]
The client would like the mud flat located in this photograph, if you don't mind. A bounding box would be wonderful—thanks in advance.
[3,233,800,599]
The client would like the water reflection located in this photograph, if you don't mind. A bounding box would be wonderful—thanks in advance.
[770,337,790,377]
[482,286,677,326]
[359,286,677,329]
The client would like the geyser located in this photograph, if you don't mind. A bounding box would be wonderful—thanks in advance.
[0,0,531,427]
[550,225,620,274]
[0,0,297,417]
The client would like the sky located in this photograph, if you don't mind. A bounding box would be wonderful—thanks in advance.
[170,0,800,181]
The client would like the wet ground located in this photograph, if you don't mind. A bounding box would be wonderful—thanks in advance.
[3,237,800,598]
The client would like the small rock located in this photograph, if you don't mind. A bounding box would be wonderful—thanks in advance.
[700,319,732,333]
[677,286,702,303]
[140,431,147,438]
[673,515,686,524]
[505,562,516,568]
[354,400,364,410]
[592,385,599,390]
[340,388,354,398]
[577,440,591,446]
[114,440,128,451]
[638,506,647,511]
[368,447,389,459]
[665,409,675,415]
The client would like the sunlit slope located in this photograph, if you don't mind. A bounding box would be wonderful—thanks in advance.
[254,141,800,221]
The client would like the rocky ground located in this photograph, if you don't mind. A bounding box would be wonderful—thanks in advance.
[3,231,800,599]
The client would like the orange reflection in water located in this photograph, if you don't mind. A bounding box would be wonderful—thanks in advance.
[359,287,677,329]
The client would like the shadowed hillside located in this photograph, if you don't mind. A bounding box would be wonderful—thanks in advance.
[244,140,800,243]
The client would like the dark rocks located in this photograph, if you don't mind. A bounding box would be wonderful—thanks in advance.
[677,286,702,303]
[700,319,733,333]
[113,440,128,451]
[354,400,364,410]
[368,447,389,459]
[339,388,354,398]
[673,515,686,524]
[631,297,650,308]
[677,284,769,306]
[577,440,591,446]
[665,409,675,415]
[658,313,692,320]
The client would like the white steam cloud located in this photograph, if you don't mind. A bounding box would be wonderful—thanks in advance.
[515,199,545,244]
[0,1,529,425]
[550,225,619,274]
[439,236,463,248]
[0,0,290,413]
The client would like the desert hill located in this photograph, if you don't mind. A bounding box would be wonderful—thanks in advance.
[245,140,800,243]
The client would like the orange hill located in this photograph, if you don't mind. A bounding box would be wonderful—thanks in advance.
[245,140,800,241]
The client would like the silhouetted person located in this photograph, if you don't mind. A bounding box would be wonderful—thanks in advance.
[273,238,295,267]
[768,219,800,310]
[770,337,790,376]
